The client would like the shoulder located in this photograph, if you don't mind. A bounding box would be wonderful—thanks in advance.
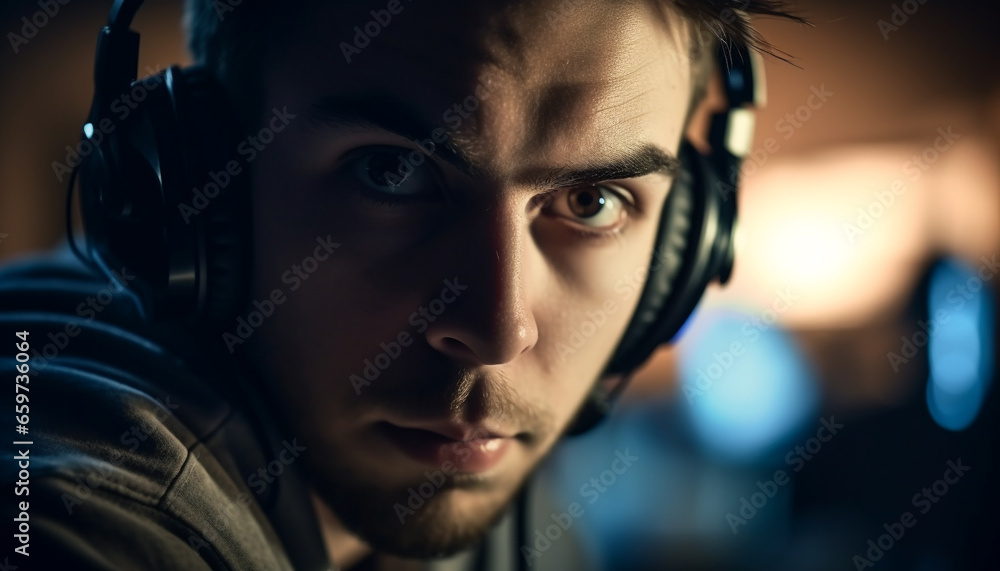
[0,250,297,569]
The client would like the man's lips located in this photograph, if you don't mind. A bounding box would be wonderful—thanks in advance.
[377,421,516,473]
[395,419,514,442]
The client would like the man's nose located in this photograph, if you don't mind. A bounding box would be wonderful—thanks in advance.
[424,202,539,366]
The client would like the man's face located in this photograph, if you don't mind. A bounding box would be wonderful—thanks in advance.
[249,0,693,558]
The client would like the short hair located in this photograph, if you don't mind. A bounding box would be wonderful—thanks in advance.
[185,0,805,127]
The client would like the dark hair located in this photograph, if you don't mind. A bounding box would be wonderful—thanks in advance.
[675,0,809,123]
[184,0,806,125]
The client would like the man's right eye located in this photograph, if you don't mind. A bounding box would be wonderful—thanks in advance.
[348,147,441,204]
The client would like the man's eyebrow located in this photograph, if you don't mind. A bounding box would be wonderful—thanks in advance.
[307,92,480,177]
[307,93,434,143]
[530,144,680,189]
[307,93,680,188]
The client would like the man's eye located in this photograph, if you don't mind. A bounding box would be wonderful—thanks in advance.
[351,148,438,200]
[548,185,631,229]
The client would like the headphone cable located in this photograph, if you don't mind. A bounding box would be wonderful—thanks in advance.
[65,165,102,274]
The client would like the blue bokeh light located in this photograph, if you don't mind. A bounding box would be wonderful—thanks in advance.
[926,258,995,431]
[679,310,818,462]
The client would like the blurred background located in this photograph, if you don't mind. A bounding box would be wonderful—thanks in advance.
[1,0,998,569]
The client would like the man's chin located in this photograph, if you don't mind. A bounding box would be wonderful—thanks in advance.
[316,477,515,560]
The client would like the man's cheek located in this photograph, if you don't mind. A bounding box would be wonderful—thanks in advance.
[551,303,634,406]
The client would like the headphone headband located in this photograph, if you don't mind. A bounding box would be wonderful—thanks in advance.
[88,0,144,128]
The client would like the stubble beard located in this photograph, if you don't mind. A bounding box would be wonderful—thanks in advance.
[311,458,522,560]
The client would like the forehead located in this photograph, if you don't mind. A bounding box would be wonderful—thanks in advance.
[264,0,694,177]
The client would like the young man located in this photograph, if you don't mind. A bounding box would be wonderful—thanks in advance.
[1,0,800,568]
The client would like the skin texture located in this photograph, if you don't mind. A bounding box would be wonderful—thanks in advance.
[246,0,697,563]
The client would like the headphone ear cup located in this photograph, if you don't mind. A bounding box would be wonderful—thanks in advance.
[79,65,250,324]
[566,142,699,436]
[606,140,702,374]
[170,66,252,324]
[567,139,741,435]
[200,192,251,324]
[79,68,184,313]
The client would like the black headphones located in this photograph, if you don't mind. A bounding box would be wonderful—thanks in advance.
[75,0,763,434]
[76,0,252,326]
[569,44,765,434]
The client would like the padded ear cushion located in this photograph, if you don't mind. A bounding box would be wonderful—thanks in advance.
[605,140,702,374]
[566,141,701,435]
[169,66,251,324]
[79,67,185,315]
[200,190,251,324]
